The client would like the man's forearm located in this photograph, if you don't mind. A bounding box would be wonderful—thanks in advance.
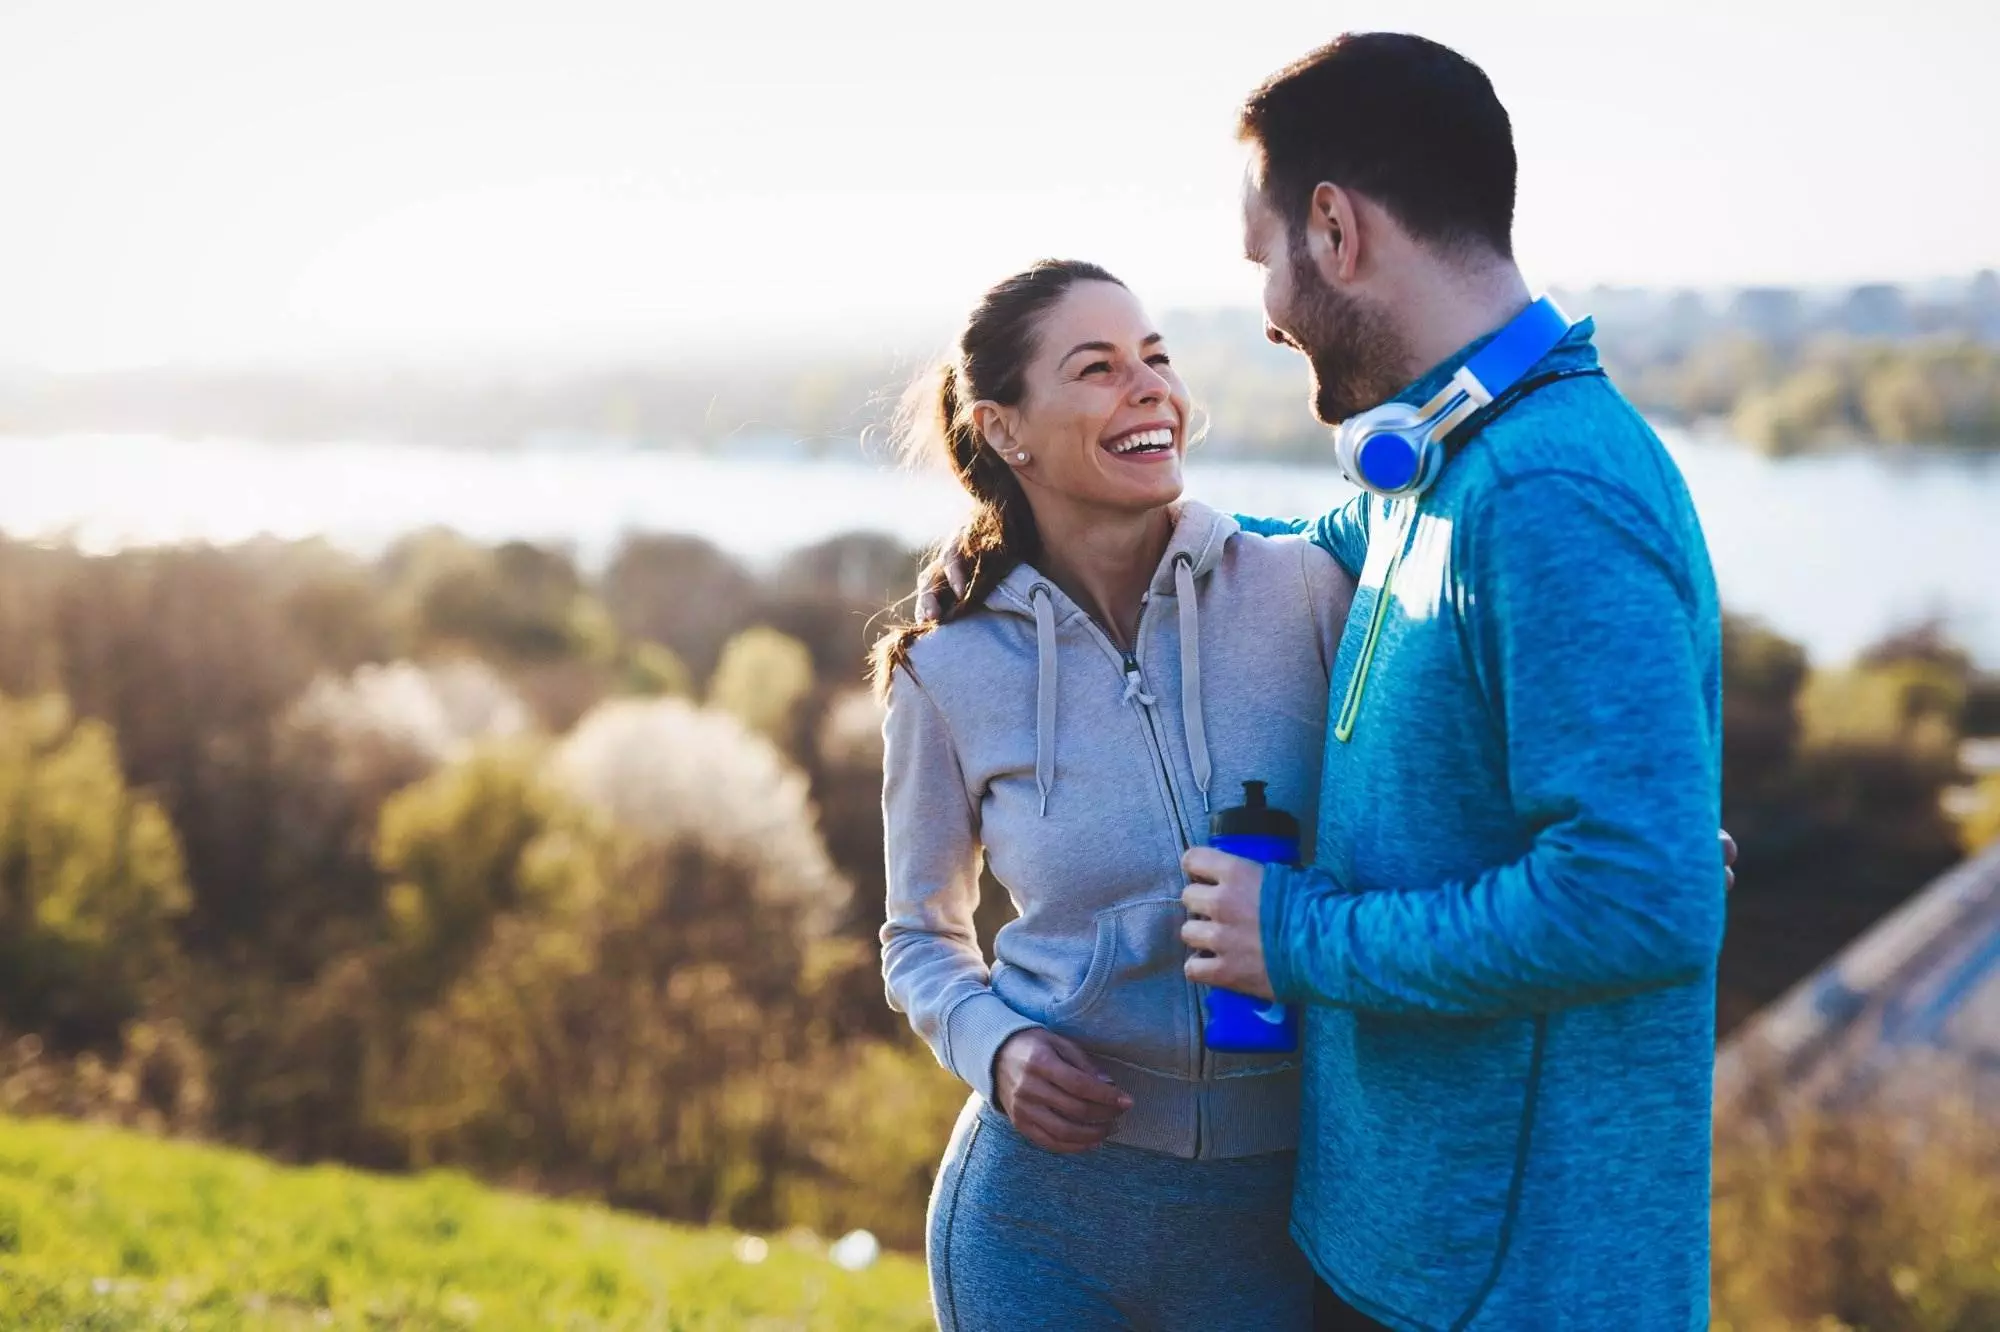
[1262,847,1725,1020]
[1233,494,1369,574]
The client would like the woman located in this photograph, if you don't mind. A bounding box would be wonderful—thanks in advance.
[874,258,1354,1330]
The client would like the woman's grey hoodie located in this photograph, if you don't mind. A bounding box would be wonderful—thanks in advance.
[881,501,1352,1159]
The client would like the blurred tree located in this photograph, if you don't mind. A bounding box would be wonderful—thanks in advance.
[1799,661,1964,761]
[228,744,594,1168]
[1713,1098,2000,1331]
[758,533,920,686]
[387,533,608,667]
[354,698,870,1228]
[620,641,693,698]
[244,536,399,672]
[1966,676,2000,738]
[20,546,315,956]
[252,659,530,981]
[1661,333,1777,421]
[374,744,590,1005]
[1721,614,1810,827]
[1859,353,1944,444]
[552,697,848,936]
[709,627,815,744]
[775,1038,968,1252]
[1717,618,1968,1033]
[1733,362,1849,456]
[599,534,757,682]
[0,541,64,696]
[0,1014,212,1135]
[378,532,637,729]
[1958,774,2000,852]
[771,534,920,612]
[800,688,905,1040]
[0,694,190,1049]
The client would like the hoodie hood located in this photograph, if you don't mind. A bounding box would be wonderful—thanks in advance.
[984,500,1239,617]
[982,501,1239,817]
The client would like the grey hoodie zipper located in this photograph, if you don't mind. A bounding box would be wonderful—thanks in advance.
[1066,591,1214,1158]
[1123,651,1194,847]
[1122,646,1215,1159]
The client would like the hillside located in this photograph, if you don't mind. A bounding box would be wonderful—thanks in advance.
[0,1116,931,1331]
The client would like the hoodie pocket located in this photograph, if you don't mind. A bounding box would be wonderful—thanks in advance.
[1038,898,1194,1079]
[1210,1042,1301,1078]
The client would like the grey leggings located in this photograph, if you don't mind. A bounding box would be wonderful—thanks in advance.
[926,1096,1313,1331]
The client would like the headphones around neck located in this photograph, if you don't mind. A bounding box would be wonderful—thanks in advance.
[1333,296,1574,500]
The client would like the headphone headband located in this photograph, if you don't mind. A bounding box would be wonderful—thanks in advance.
[1458,296,1574,409]
[1334,296,1574,499]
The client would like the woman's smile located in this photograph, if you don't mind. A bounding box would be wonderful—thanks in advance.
[1101,422,1181,462]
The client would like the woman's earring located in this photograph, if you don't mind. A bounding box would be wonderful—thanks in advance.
[1015,452,1028,463]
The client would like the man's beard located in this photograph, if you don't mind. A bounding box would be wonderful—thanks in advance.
[1281,263,1410,426]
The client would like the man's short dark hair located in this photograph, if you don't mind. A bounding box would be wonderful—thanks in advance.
[1239,33,1516,260]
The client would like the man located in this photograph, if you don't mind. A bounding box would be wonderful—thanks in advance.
[1178,34,1727,1330]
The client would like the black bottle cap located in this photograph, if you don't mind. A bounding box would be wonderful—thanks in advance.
[1210,780,1299,840]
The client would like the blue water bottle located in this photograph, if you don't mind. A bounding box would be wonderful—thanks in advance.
[1202,781,1300,1053]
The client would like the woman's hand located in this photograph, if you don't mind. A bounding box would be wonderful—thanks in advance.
[991,1029,1132,1154]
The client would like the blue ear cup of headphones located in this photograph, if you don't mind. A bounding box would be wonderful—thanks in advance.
[1332,295,1575,501]
[1334,399,1449,499]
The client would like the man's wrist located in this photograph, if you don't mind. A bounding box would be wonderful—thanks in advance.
[1259,862,1299,1001]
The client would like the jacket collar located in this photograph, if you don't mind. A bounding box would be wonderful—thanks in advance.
[986,499,1238,618]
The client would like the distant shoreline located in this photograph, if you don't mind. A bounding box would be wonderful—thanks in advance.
[4,422,1998,464]
[2,432,1995,671]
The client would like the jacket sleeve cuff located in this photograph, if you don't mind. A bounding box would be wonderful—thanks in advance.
[1261,863,1305,1003]
[943,990,1042,1104]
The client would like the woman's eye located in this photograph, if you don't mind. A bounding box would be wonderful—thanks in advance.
[1146,353,1172,367]
[1081,361,1112,376]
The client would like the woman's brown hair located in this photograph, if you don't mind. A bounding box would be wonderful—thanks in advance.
[870,259,1125,691]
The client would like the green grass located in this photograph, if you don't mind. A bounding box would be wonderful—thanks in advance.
[0,1116,932,1330]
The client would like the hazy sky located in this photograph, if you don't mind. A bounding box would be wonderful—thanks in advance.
[2,0,1994,367]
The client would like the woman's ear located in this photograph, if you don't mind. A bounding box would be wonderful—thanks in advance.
[972,401,1024,464]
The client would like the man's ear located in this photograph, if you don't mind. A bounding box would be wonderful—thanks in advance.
[1305,181,1363,287]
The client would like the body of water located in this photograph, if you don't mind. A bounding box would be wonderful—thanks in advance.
[5,432,1997,667]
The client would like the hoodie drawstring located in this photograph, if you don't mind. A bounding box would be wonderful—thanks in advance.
[1172,554,1213,813]
[1031,584,1058,817]
[1029,560,1213,819]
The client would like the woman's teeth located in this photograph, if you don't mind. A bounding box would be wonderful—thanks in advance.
[1109,428,1175,455]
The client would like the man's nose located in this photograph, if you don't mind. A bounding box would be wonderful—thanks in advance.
[1264,321,1290,347]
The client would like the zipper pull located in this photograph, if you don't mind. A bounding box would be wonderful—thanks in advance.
[1121,654,1156,707]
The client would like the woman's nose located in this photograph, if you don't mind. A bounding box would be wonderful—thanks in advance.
[1131,363,1170,404]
